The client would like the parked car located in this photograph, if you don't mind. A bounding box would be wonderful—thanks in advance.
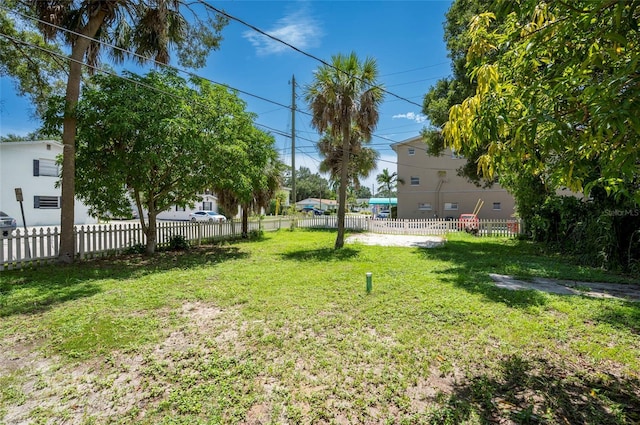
[188,211,227,222]
[300,207,324,216]
[0,211,17,236]
[458,213,479,234]
[376,210,391,219]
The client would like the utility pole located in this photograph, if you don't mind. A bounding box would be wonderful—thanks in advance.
[291,75,297,207]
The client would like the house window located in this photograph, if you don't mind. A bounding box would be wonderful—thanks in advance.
[33,159,60,177]
[444,202,458,211]
[176,206,186,212]
[493,202,502,210]
[202,201,213,210]
[410,176,420,185]
[34,196,61,209]
[408,147,415,156]
[418,203,432,211]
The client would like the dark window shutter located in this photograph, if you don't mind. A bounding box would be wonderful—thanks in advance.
[33,159,40,176]
[34,196,40,208]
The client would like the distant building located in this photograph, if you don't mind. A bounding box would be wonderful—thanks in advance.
[392,136,516,219]
[369,197,397,215]
[0,140,97,226]
[295,198,337,212]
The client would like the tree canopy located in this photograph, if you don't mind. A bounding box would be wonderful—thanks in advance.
[305,52,384,248]
[443,0,640,205]
[73,69,256,254]
[8,0,227,262]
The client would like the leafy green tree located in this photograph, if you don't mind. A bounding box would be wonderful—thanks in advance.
[376,168,404,211]
[305,52,384,248]
[213,126,283,237]
[286,167,331,203]
[19,0,227,262]
[73,70,250,255]
[445,0,640,204]
[442,0,640,269]
[0,4,67,117]
[354,185,372,199]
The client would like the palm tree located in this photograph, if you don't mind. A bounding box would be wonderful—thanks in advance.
[27,0,227,262]
[376,168,404,214]
[305,52,384,248]
[316,132,379,191]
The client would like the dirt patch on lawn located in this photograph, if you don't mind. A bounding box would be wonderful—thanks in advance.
[346,232,446,248]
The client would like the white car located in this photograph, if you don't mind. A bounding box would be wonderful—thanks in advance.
[188,211,227,223]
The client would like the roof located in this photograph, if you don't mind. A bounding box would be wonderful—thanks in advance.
[369,198,397,205]
[390,135,424,151]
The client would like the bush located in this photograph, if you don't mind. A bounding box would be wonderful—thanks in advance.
[168,234,190,251]
[124,243,146,254]
[527,195,640,272]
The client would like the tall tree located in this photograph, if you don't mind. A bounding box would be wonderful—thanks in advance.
[20,0,227,262]
[0,4,67,117]
[443,1,640,204]
[376,168,404,211]
[213,126,283,238]
[285,167,331,202]
[316,132,379,192]
[305,52,384,248]
[73,70,250,255]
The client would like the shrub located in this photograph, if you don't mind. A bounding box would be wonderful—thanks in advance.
[168,235,190,251]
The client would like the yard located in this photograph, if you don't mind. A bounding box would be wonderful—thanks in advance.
[0,230,638,424]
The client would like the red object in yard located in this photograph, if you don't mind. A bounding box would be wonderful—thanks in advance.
[458,213,479,233]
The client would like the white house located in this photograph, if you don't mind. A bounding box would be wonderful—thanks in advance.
[155,192,220,221]
[0,140,97,226]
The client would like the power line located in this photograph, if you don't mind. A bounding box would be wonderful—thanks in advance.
[0,5,299,114]
[196,1,424,108]
[3,5,450,175]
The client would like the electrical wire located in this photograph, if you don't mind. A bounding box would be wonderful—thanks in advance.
[2,4,454,178]
[196,1,425,108]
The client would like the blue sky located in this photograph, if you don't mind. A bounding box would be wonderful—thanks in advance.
[0,0,454,192]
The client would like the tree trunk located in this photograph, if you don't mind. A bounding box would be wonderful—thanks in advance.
[335,127,351,249]
[242,205,249,238]
[145,209,157,255]
[58,12,107,263]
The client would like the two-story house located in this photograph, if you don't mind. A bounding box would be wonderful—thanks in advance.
[0,140,96,226]
[392,135,516,219]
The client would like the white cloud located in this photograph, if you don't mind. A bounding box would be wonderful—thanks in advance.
[392,112,428,124]
[243,9,322,56]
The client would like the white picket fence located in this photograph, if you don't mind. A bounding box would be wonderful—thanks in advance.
[1,216,521,271]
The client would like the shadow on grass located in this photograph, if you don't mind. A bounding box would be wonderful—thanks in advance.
[0,244,248,317]
[417,238,551,308]
[416,236,640,327]
[280,247,360,262]
[433,354,640,424]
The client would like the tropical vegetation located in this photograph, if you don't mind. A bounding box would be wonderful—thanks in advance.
[68,69,278,254]
[424,0,640,272]
[2,0,227,262]
[305,52,384,248]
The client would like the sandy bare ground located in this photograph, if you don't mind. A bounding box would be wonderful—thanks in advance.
[346,232,446,248]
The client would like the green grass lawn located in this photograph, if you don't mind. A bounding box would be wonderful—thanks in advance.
[0,230,638,424]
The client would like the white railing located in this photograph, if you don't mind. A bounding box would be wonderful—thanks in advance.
[1,216,521,271]
[368,218,522,237]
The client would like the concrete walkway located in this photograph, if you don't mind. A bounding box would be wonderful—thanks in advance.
[490,273,640,302]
